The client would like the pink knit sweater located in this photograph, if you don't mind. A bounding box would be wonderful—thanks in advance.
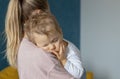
[17,38,76,79]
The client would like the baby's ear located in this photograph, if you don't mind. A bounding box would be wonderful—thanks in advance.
[63,40,68,47]
[31,9,41,15]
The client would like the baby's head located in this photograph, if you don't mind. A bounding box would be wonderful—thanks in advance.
[24,12,63,52]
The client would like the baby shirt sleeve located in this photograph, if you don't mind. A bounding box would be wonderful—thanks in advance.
[64,42,84,79]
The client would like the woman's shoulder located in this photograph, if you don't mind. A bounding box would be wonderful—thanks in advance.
[19,38,36,49]
[18,38,60,67]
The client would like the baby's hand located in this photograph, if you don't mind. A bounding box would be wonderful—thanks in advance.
[51,40,68,66]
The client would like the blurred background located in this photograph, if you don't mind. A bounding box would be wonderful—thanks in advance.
[81,0,120,79]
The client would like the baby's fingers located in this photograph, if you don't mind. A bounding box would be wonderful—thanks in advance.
[50,50,60,58]
[59,44,65,55]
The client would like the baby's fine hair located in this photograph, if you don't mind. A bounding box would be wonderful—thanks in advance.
[24,12,63,43]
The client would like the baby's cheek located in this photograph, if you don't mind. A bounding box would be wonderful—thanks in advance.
[55,46,60,53]
[44,49,51,53]
[42,47,49,52]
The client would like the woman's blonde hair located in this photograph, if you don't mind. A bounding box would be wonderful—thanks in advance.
[5,0,49,67]
[24,12,63,44]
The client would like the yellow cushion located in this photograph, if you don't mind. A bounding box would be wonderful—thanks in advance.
[0,66,93,79]
[0,66,19,79]
[86,71,93,79]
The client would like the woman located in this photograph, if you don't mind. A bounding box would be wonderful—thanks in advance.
[5,0,77,79]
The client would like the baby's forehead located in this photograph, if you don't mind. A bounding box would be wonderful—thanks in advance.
[45,31,60,40]
[34,33,58,43]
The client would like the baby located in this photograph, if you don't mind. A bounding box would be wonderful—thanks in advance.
[24,12,84,79]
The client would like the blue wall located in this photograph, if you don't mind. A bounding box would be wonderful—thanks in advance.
[48,0,80,48]
[81,0,120,79]
[0,0,80,70]
[0,0,9,70]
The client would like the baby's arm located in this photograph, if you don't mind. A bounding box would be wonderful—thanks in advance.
[64,41,84,79]
[51,40,84,79]
[64,53,84,79]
